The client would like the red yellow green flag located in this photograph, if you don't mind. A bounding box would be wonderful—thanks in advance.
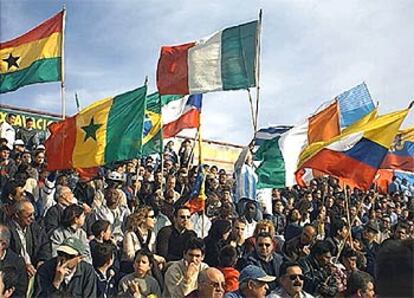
[0,11,64,93]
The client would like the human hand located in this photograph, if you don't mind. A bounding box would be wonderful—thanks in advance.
[53,259,72,288]
[26,263,37,278]
[127,280,141,295]
[185,262,199,281]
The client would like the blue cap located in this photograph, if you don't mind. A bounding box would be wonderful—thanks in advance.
[239,265,276,283]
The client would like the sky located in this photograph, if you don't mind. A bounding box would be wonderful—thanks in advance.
[1,0,413,146]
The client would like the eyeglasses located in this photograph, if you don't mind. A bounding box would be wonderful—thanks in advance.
[287,274,304,281]
[208,281,225,290]
[180,215,191,219]
[258,243,271,248]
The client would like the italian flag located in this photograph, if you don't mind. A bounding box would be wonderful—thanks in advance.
[45,86,147,170]
[157,20,258,95]
[0,11,63,93]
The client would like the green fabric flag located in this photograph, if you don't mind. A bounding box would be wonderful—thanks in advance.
[142,92,162,156]
[254,136,286,189]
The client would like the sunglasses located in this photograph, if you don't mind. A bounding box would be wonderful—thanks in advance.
[147,215,155,219]
[258,243,271,248]
[287,274,304,281]
[180,215,191,219]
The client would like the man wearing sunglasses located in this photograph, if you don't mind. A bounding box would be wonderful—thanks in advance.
[156,206,197,261]
[268,261,314,298]
[238,232,283,291]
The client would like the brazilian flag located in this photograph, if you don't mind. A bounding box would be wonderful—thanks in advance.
[142,92,162,156]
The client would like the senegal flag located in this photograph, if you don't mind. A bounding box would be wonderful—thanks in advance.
[45,85,147,170]
[0,11,64,93]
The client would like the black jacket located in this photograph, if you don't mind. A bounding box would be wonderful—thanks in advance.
[299,255,337,297]
[33,257,97,298]
[7,221,51,266]
[155,225,196,262]
[0,249,28,297]
[43,204,65,235]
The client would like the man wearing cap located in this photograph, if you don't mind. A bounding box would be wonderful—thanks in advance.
[10,139,25,160]
[34,237,97,297]
[225,265,276,298]
[268,261,314,298]
[16,118,39,150]
[361,221,380,276]
[0,114,16,150]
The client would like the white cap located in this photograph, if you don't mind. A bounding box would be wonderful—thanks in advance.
[13,139,24,146]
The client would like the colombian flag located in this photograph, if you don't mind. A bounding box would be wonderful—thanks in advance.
[297,108,409,190]
[45,86,147,170]
[0,11,63,93]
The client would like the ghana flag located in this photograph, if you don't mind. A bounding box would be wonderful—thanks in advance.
[45,85,147,170]
[0,11,64,93]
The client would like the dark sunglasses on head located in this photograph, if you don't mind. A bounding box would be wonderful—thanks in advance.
[288,274,304,281]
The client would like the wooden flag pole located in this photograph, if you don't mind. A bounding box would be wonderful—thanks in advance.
[198,112,206,238]
[60,6,66,119]
[254,9,263,135]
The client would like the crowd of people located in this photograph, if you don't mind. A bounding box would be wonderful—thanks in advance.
[0,112,413,298]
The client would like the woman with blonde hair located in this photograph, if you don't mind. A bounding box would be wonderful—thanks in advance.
[244,219,277,253]
[121,206,165,273]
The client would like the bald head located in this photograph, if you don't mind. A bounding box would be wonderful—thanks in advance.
[198,268,225,298]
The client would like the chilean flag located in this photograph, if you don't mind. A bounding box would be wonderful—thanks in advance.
[162,94,202,138]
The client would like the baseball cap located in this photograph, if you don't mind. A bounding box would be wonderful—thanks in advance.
[107,171,126,182]
[56,237,86,256]
[239,265,276,283]
[13,139,24,146]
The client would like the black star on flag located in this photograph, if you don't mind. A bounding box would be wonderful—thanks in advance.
[2,53,20,70]
[81,118,102,142]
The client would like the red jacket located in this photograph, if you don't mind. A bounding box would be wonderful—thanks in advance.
[219,267,240,292]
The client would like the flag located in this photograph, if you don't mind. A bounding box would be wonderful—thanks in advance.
[254,125,292,146]
[254,83,376,188]
[186,165,207,213]
[0,11,64,93]
[297,109,409,190]
[142,92,162,156]
[380,127,414,172]
[157,20,258,95]
[45,85,147,170]
[162,94,202,138]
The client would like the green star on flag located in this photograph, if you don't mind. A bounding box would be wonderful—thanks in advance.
[81,117,102,142]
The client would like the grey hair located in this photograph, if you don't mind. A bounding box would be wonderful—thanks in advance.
[0,225,11,247]
[54,185,67,201]
[14,199,33,214]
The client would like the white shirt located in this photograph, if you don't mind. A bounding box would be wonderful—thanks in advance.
[0,121,15,149]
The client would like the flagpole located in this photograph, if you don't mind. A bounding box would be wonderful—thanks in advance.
[75,92,81,112]
[247,89,256,133]
[60,6,66,119]
[254,9,263,136]
[135,76,150,208]
[158,93,165,198]
[198,112,205,238]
